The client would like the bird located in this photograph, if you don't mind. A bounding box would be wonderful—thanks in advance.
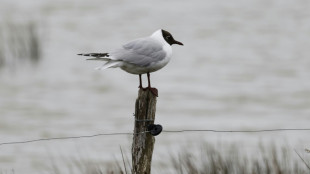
[78,29,183,97]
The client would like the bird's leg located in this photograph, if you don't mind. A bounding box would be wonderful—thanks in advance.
[147,72,151,87]
[138,74,143,89]
[140,73,158,97]
[146,72,158,97]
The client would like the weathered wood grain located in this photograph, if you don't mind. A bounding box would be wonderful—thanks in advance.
[132,89,157,174]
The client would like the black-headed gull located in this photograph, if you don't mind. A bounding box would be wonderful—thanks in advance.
[78,29,183,96]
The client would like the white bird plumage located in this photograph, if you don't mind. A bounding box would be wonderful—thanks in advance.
[78,29,183,96]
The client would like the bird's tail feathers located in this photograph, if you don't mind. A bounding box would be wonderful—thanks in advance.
[86,57,110,61]
[78,52,120,70]
[95,61,120,70]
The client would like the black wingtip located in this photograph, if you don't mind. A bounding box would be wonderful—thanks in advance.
[77,53,109,57]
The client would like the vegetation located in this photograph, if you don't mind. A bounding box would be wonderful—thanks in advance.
[50,143,310,174]
[0,21,41,69]
[167,143,309,174]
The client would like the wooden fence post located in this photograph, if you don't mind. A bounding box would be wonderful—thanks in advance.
[132,89,157,174]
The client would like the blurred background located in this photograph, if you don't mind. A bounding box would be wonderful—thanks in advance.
[0,0,310,173]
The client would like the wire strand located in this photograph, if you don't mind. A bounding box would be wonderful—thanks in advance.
[1,128,310,147]
[162,128,310,133]
[0,131,148,146]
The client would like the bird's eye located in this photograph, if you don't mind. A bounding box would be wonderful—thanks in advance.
[166,36,171,39]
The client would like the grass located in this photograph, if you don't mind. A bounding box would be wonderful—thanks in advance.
[49,142,310,174]
[167,143,309,174]
[0,21,41,69]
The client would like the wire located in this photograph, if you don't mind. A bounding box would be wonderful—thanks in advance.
[162,128,310,133]
[0,128,310,147]
[295,149,310,170]
[0,131,148,146]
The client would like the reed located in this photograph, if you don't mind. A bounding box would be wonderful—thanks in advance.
[49,143,310,174]
[0,21,41,69]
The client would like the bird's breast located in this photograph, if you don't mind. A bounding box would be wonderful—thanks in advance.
[163,44,172,59]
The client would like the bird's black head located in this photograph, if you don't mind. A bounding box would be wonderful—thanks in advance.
[161,29,183,46]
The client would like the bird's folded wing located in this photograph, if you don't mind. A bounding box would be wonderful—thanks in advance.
[110,38,166,67]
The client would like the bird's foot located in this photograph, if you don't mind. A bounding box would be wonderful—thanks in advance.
[142,87,158,97]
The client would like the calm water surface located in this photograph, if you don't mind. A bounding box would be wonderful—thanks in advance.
[0,0,310,172]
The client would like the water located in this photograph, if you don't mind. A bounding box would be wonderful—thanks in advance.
[0,0,310,173]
